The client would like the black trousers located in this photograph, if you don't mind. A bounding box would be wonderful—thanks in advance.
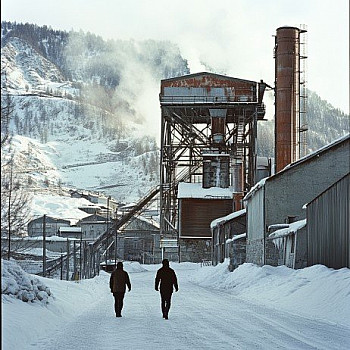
[113,292,125,316]
[161,292,172,318]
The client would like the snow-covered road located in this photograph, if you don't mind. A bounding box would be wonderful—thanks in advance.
[26,267,350,350]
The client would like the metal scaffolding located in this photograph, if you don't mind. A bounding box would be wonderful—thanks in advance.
[159,73,267,238]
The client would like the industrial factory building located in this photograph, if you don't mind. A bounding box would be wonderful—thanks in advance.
[159,72,268,262]
[155,25,348,269]
[244,134,350,267]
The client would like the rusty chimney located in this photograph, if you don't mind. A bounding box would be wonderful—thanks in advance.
[209,108,227,144]
[274,26,305,172]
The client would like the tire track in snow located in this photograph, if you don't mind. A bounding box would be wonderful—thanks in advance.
[28,268,350,350]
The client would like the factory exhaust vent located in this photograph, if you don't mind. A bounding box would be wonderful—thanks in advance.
[274,25,308,173]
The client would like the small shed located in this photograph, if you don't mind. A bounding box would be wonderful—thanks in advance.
[77,214,113,240]
[27,216,71,237]
[228,233,247,271]
[58,226,82,239]
[211,208,246,267]
[120,216,161,264]
[267,219,307,269]
[178,182,233,239]
[177,182,234,262]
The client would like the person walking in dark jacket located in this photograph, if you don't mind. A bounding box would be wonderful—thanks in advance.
[155,259,178,319]
[109,261,131,317]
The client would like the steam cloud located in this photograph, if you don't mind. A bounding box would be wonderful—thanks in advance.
[64,32,188,142]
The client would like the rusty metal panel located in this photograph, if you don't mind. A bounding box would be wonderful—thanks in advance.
[275,26,301,172]
[160,72,257,104]
[202,155,230,189]
[179,198,233,238]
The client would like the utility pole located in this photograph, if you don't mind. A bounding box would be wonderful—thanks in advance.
[7,165,13,260]
[66,238,70,280]
[114,208,118,265]
[73,240,76,280]
[79,235,82,280]
[42,214,46,277]
[60,251,63,280]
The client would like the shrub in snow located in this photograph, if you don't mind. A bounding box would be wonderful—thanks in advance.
[1,259,52,304]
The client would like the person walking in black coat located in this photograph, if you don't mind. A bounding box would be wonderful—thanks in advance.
[109,261,131,317]
[155,259,178,319]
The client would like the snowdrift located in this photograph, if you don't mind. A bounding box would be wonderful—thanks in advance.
[193,259,350,327]
[1,259,52,303]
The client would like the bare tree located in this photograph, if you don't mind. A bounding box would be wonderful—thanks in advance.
[1,70,14,147]
[1,158,32,259]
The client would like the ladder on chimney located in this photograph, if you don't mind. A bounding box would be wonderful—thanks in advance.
[235,111,246,158]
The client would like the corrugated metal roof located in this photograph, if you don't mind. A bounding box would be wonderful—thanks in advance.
[161,72,258,85]
[268,219,307,239]
[279,134,349,174]
[210,208,246,228]
[244,134,350,201]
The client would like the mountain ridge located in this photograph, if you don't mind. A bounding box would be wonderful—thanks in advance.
[1,20,349,214]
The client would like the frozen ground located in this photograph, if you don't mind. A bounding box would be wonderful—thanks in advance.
[2,259,350,350]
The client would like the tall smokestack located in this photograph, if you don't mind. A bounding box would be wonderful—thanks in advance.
[274,26,305,172]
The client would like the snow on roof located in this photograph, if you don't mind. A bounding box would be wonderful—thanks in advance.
[79,204,101,208]
[134,215,160,229]
[120,202,136,209]
[211,208,246,228]
[243,177,268,201]
[268,219,307,239]
[58,227,82,232]
[268,224,290,231]
[244,134,350,202]
[31,194,91,225]
[11,236,80,241]
[177,182,233,199]
[232,232,246,241]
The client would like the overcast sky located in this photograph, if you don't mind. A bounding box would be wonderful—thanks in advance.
[2,0,349,114]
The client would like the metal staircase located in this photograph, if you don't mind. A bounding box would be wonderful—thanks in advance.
[234,112,246,158]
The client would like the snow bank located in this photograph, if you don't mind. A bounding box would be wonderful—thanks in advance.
[1,259,52,303]
[143,261,200,272]
[2,260,110,350]
[121,261,148,273]
[192,260,350,327]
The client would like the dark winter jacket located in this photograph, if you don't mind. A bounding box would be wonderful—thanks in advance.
[110,266,131,293]
[155,266,178,295]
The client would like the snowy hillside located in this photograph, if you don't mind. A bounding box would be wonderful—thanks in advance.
[1,20,349,224]
[257,91,349,158]
[1,23,176,212]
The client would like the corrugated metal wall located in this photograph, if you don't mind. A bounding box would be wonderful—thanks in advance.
[179,199,233,238]
[307,174,350,268]
[246,186,265,266]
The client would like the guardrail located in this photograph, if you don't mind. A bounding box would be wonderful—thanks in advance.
[160,95,256,105]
